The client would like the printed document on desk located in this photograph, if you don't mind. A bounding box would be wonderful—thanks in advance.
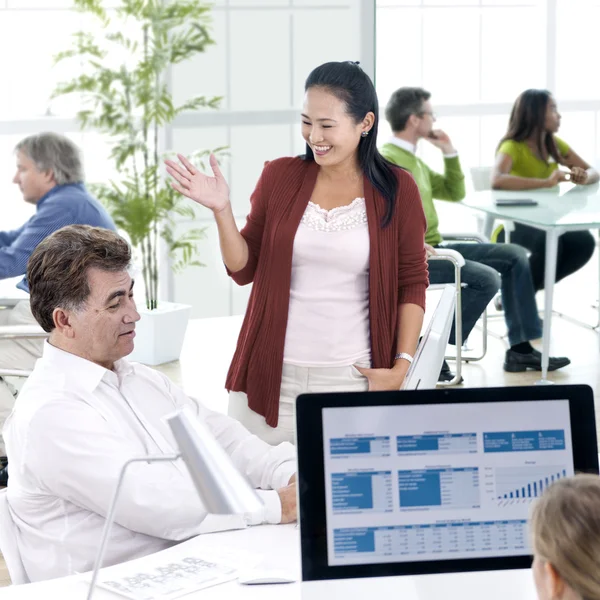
[93,543,261,600]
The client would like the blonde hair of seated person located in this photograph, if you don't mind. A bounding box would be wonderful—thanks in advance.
[531,474,600,600]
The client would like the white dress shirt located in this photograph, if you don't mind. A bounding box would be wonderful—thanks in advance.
[3,342,296,582]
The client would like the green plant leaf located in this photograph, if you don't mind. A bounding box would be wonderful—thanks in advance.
[53,0,225,308]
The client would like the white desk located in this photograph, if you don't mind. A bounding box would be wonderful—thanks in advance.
[0,524,537,599]
[154,315,244,414]
[461,183,600,383]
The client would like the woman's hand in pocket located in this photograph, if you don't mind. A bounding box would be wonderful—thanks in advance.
[353,365,407,391]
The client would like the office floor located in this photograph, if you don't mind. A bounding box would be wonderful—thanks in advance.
[1,251,599,587]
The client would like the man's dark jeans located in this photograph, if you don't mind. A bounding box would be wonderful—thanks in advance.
[428,242,543,347]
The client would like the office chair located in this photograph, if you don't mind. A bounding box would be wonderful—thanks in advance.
[429,237,490,386]
[0,325,48,487]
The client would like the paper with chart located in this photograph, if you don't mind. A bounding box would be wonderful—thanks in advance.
[322,400,574,566]
[94,544,260,600]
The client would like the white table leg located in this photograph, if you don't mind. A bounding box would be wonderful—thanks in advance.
[482,214,495,240]
[536,229,559,385]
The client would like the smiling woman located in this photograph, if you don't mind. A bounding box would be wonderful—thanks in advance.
[165,61,429,445]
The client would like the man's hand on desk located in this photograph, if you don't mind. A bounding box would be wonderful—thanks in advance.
[277,481,297,524]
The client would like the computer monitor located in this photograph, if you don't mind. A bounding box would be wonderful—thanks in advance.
[296,385,598,581]
[402,285,455,391]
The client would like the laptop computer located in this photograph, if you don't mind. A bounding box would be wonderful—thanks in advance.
[403,284,455,390]
[296,385,598,582]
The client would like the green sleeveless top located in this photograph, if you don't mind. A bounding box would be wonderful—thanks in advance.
[496,136,570,179]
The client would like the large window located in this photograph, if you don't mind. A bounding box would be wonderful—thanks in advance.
[376,0,600,174]
[0,1,368,318]
[3,1,598,318]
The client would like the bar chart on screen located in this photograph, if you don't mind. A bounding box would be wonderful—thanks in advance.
[493,466,568,505]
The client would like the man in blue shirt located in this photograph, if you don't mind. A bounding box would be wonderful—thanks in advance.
[0,132,116,482]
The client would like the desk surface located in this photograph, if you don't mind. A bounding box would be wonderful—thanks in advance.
[0,524,537,600]
[462,183,600,229]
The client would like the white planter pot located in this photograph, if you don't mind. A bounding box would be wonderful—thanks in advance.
[127,301,192,366]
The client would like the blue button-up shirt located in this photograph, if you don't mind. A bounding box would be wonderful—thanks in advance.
[0,183,116,292]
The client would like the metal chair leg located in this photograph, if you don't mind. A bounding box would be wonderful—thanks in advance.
[439,263,463,387]
[464,310,488,362]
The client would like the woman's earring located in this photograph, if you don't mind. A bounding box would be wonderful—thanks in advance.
[361,131,369,138]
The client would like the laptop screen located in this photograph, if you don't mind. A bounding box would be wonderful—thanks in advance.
[296,385,598,581]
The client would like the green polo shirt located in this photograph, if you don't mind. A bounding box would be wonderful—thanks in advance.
[380,142,466,246]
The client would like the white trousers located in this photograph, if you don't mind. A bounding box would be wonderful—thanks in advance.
[228,362,369,446]
[0,300,44,455]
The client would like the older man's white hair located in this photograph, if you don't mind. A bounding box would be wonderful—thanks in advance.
[15,132,84,185]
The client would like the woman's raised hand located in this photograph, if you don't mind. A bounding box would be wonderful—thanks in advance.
[164,153,230,214]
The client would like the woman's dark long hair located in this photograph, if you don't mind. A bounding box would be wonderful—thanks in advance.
[303,61,398,227]
[499,89,563,165]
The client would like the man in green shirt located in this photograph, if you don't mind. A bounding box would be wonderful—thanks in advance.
[381,87,570,378]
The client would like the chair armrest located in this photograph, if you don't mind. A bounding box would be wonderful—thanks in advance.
[442,232,490,243]
[0,325,48,340]
[0,368,33,378]
[429,248,466,268]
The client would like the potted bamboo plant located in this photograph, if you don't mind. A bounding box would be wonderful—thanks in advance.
[53,0,224,365]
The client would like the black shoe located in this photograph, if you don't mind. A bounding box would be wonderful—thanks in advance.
[504,348,570,373]
[438,360,464,384]
[0,464,7,487]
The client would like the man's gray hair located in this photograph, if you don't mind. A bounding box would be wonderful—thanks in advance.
[15,132,84,185]
[385,87,432,133]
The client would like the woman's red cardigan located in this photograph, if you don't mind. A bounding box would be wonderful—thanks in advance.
[225,157,429,427]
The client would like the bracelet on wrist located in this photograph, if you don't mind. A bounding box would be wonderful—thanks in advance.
[394,352,413,364]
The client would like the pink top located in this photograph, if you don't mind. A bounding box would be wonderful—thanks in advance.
[283,198,371,367]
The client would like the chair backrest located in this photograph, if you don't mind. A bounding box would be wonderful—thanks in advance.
[470,166,493,191]
[0,489,29,584]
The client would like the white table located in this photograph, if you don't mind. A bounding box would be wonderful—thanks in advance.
[461,183,600,383]
[0,524,537,599]
[154,314,244,414]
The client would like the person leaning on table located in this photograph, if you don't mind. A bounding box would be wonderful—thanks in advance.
[165,61,429,446]
[531,473,600,600]
[492,89,599,293]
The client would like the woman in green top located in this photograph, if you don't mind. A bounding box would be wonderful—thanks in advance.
[492,89,599,292]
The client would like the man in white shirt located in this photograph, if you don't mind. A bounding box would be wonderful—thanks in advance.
[3,225,297,582]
